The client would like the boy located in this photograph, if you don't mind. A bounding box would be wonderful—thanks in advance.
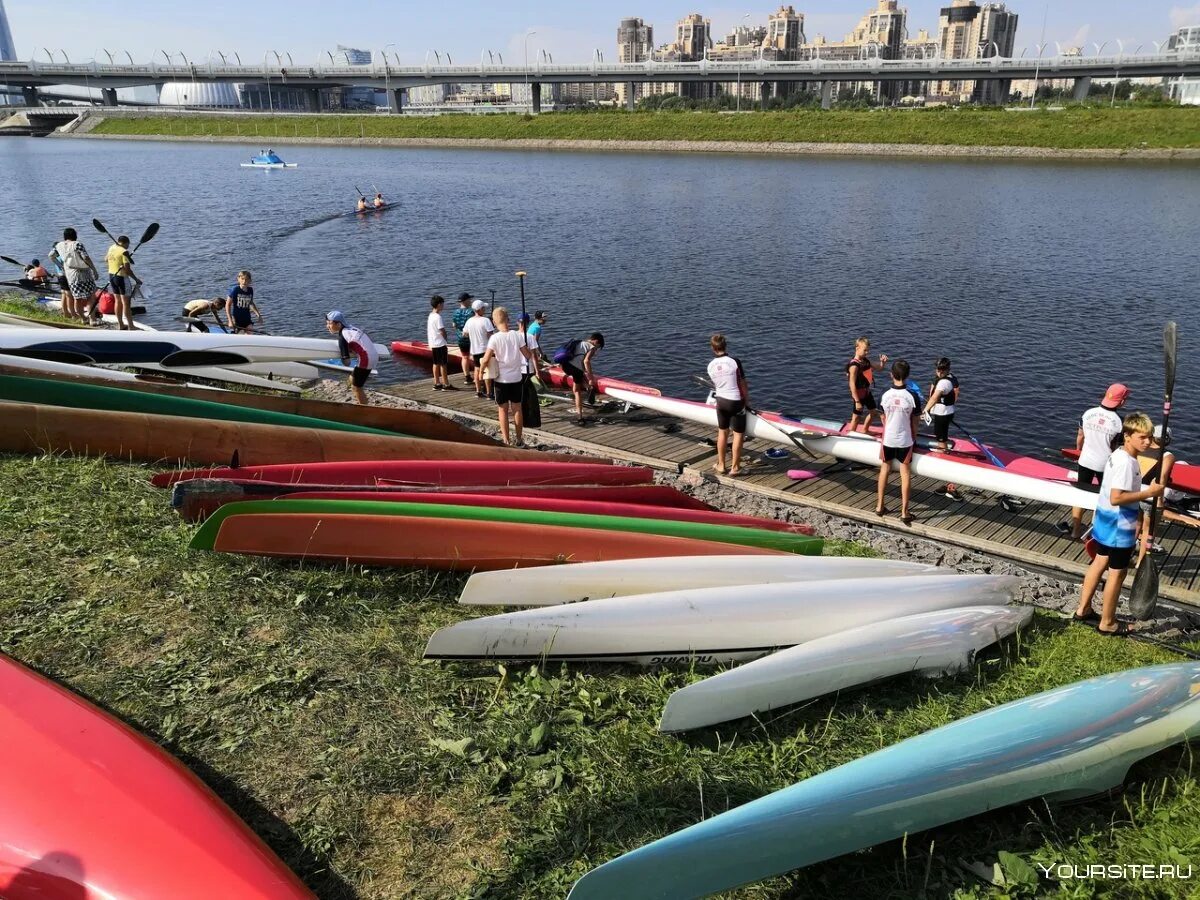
[326,310,378,405]
[105,235,142,331]
[1073,412,1164,636]
[427,295,456,391]
[226,270,263,334]
[1061,383,1129,539]
[562,333,605,426]
[462,299,496,399]
[876,359,919,524]
[452,293,476,385]
[846,337,889,434]
[478,307,534,446]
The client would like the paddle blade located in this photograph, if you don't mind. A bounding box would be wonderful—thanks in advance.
[134,222,160,249]
[91,218,106,234]
[0,255,24,268]
[1128,555,1160,620]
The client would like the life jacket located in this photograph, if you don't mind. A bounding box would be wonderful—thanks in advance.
[845,355,873,399]
[929,373,959,407]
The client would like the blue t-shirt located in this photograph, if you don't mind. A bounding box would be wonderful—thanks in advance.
[451,306,472,337]
[227,283,254,325]
[1091,448,1141,549]
[528,322,543,340]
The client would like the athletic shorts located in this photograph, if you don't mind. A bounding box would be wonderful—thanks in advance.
[108,274,128,295]
[57,274,69,291]
[931,413,954,444]
[1092,540,1133,570]
[881,444,914,464]
[431,345,449,366]
[1076,465,1103,493]
[853,393,877,415]
[562,363,587,389]
[494,380,523,405]
[715,397,747,434]
[457,336,471,355]
[472,352,486,369]
[351,367,371,388]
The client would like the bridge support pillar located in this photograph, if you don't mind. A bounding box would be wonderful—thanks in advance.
[101,88,118,107]
[306,88,322,112]
[389,88,404,113]
[821,81,833,110]
[1072,76,1092,102]
[625,83,636,111]
[21,86,39,107]
[531,82,542,114]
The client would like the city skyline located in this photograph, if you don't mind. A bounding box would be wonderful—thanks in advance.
[4,0,1196,66]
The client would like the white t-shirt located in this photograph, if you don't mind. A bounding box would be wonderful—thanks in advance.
[486,330,526,383]
[930,376,956,416]
[463,315,495,355]
[880,386,917,448]
[707,355,744,401]
[1092,448,1142,548]
[1079,405,1123,471]
[569,340,596,368]
[523,332,539,374]
[427,311,447,349]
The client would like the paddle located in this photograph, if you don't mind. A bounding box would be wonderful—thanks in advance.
[516,270,541,429]
[1,255,29,269]
[950,420,1007,469]
[1128,321,1178,620]
[130,223,159,254]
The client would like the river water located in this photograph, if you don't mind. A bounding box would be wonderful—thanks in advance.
[0,136,1196,456]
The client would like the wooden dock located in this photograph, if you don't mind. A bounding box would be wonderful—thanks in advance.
[381,377,1200,607]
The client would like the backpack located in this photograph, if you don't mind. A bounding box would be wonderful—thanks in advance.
[551,338,582,366]
[60,241,89,272]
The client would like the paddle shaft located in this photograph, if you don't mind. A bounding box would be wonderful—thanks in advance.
[950,420,1007,469]
[1141,323,1178,546]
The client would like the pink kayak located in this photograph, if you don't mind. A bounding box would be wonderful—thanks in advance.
[0,654,313,900]
[152,460,649,489]
[282,491,815,535]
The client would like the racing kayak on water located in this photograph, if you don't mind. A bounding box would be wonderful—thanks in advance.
[604,386,1098,511]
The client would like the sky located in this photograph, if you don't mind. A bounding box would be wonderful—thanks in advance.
[6,1,1198,66]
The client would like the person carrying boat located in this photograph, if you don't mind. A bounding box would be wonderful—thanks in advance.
[707,333,750,477]
[1060,383,1128,540]
[49,227,99,324]
[876,359,920,524]
[463,299,496,399]
[427,295,457,391]
[479,306,535,446]
[326,310,379,405]
[225,270,263,334]
[556,333,605,427]
[846,337,888,434]
[1073,412,1164,636]
[373,192,385,209]
[181,298,225,333]
[452,293,476,386]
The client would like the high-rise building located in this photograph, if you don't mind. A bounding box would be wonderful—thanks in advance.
[0,0,15,62]
[934,0,1018,104]
[1168,25,1200,105]
[765,5,805,57]
[616,17,654,106]
[847,0,907,101]
[675,13,711,60]
[331,46,379,109]
[335,45,372,65]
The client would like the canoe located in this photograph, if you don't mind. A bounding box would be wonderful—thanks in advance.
[153,459,633,489]
[424,574,1018,665]
[0,402,571,468]
[281,491,815,535]
[0,373,396,436]
[659,605,1033,732]
[0,653,313,899]
[457,555,940,607]
[1061,446,1200,495]
[190,500,825,556]
[203,512,779,571]
[0,364,494,444]
[388,339,661,398]
[569,662,1200,900]
[171,479,710,522]
[606,387,1098,511]
[122,362,305,393]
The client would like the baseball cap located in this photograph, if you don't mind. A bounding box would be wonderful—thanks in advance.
[458,292,475,302]
[534,310,547,320]
[518,313,532,323]
[1103,383,1130,406]
[326,310,346,324]
[471,299,485,311]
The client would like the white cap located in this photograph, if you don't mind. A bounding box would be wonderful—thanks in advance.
[471,299,485,311]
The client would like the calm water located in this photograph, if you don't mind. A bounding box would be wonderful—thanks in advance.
[0,137,1196,456]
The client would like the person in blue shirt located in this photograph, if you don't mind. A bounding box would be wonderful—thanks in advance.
[225,270,263,333]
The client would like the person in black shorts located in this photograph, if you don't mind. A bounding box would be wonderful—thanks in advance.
[846,337,888,434]
[706,333,750,476]
[561,332,604,426]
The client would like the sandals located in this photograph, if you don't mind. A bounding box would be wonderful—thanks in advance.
[1097,621,1133,637]
[875,506,890,517]
[1071,609,1101,625]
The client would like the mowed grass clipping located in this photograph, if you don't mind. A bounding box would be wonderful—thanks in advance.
[91,106,1200,150]
[1,453,1197,899]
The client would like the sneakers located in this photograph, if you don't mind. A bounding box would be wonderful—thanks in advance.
[1055,520,1072,536]
[944,488,963,501]
[442,383,459,391]
[574,417,587,427]
[476,391,487,399]
[433,384,444,391]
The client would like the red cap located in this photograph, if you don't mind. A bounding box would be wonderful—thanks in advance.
[1103,383,1130,406]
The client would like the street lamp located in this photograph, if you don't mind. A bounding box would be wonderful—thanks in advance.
[524,29,536,111]
[263,51,275,110]
[383,43,396,114]
[1030,1,1049,108]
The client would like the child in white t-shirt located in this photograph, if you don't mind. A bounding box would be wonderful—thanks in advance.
[876,359,919,525]
[426,295,456,391]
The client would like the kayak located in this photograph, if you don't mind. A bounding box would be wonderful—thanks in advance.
[0,373,397,436]
[348,202,396,216]
[388,339,661,399]
[0,653,313,899]
[201,512,783,571]
[0,352,218,390]
[659,605,1033,732]
[424,573,1019,665]
[171,479,712,523]
[569,662,1200,900]
[190,500,825,556]
[153,459,637,489]
[457,555,940,607]
[1061,446,1200,495]
[280,490,815,535]
[605,386,1099,511]
[123,362,305,394]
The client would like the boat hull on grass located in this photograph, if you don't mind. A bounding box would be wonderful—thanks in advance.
[659,605,1033,732]
[424,574,1018,665]
[205,512,777,571]
[190,500,825,556]
[0,353,218,389]
[0,654,313,900]
[569,662,1200,900]
[458,555,938,607]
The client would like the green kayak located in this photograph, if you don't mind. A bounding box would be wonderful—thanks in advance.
[0,373,397,437]
[191,499,824,556]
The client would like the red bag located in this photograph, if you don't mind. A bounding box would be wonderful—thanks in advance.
[97,291,116,315]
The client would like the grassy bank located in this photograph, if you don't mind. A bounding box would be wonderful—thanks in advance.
[1,453,1198,898]
[0,294,63,324]
[89,106,1200,150]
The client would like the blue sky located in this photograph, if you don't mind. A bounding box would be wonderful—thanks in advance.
[8,1,1197,65]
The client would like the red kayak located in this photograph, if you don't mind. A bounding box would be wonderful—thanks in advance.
[389,339,660,398]
[1061,447,1199,495]
[282,491,815,535]
[152,459,649,489]
[0,654,313,900]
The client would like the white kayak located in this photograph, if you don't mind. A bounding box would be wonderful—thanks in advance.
[458,555,941,607]
[605,387,1097,511]
[424,574,1020,666]
[659,605,1033,732]
[0,352,217,389]
[121,363,303,394]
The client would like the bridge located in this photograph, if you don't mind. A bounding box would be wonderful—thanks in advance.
[3,51,1198,111]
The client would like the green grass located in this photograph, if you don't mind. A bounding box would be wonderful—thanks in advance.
[90,106,1200,150]
[0,294,63,324]
[1,453,1198,898]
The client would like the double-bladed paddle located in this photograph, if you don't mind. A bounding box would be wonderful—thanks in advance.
[1129,321,1178,620]
[92,219,159,255]
[1,255,30,269]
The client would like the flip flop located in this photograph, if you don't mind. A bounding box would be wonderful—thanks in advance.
[1097,621,1133,637]
[1071,609,1101,625]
